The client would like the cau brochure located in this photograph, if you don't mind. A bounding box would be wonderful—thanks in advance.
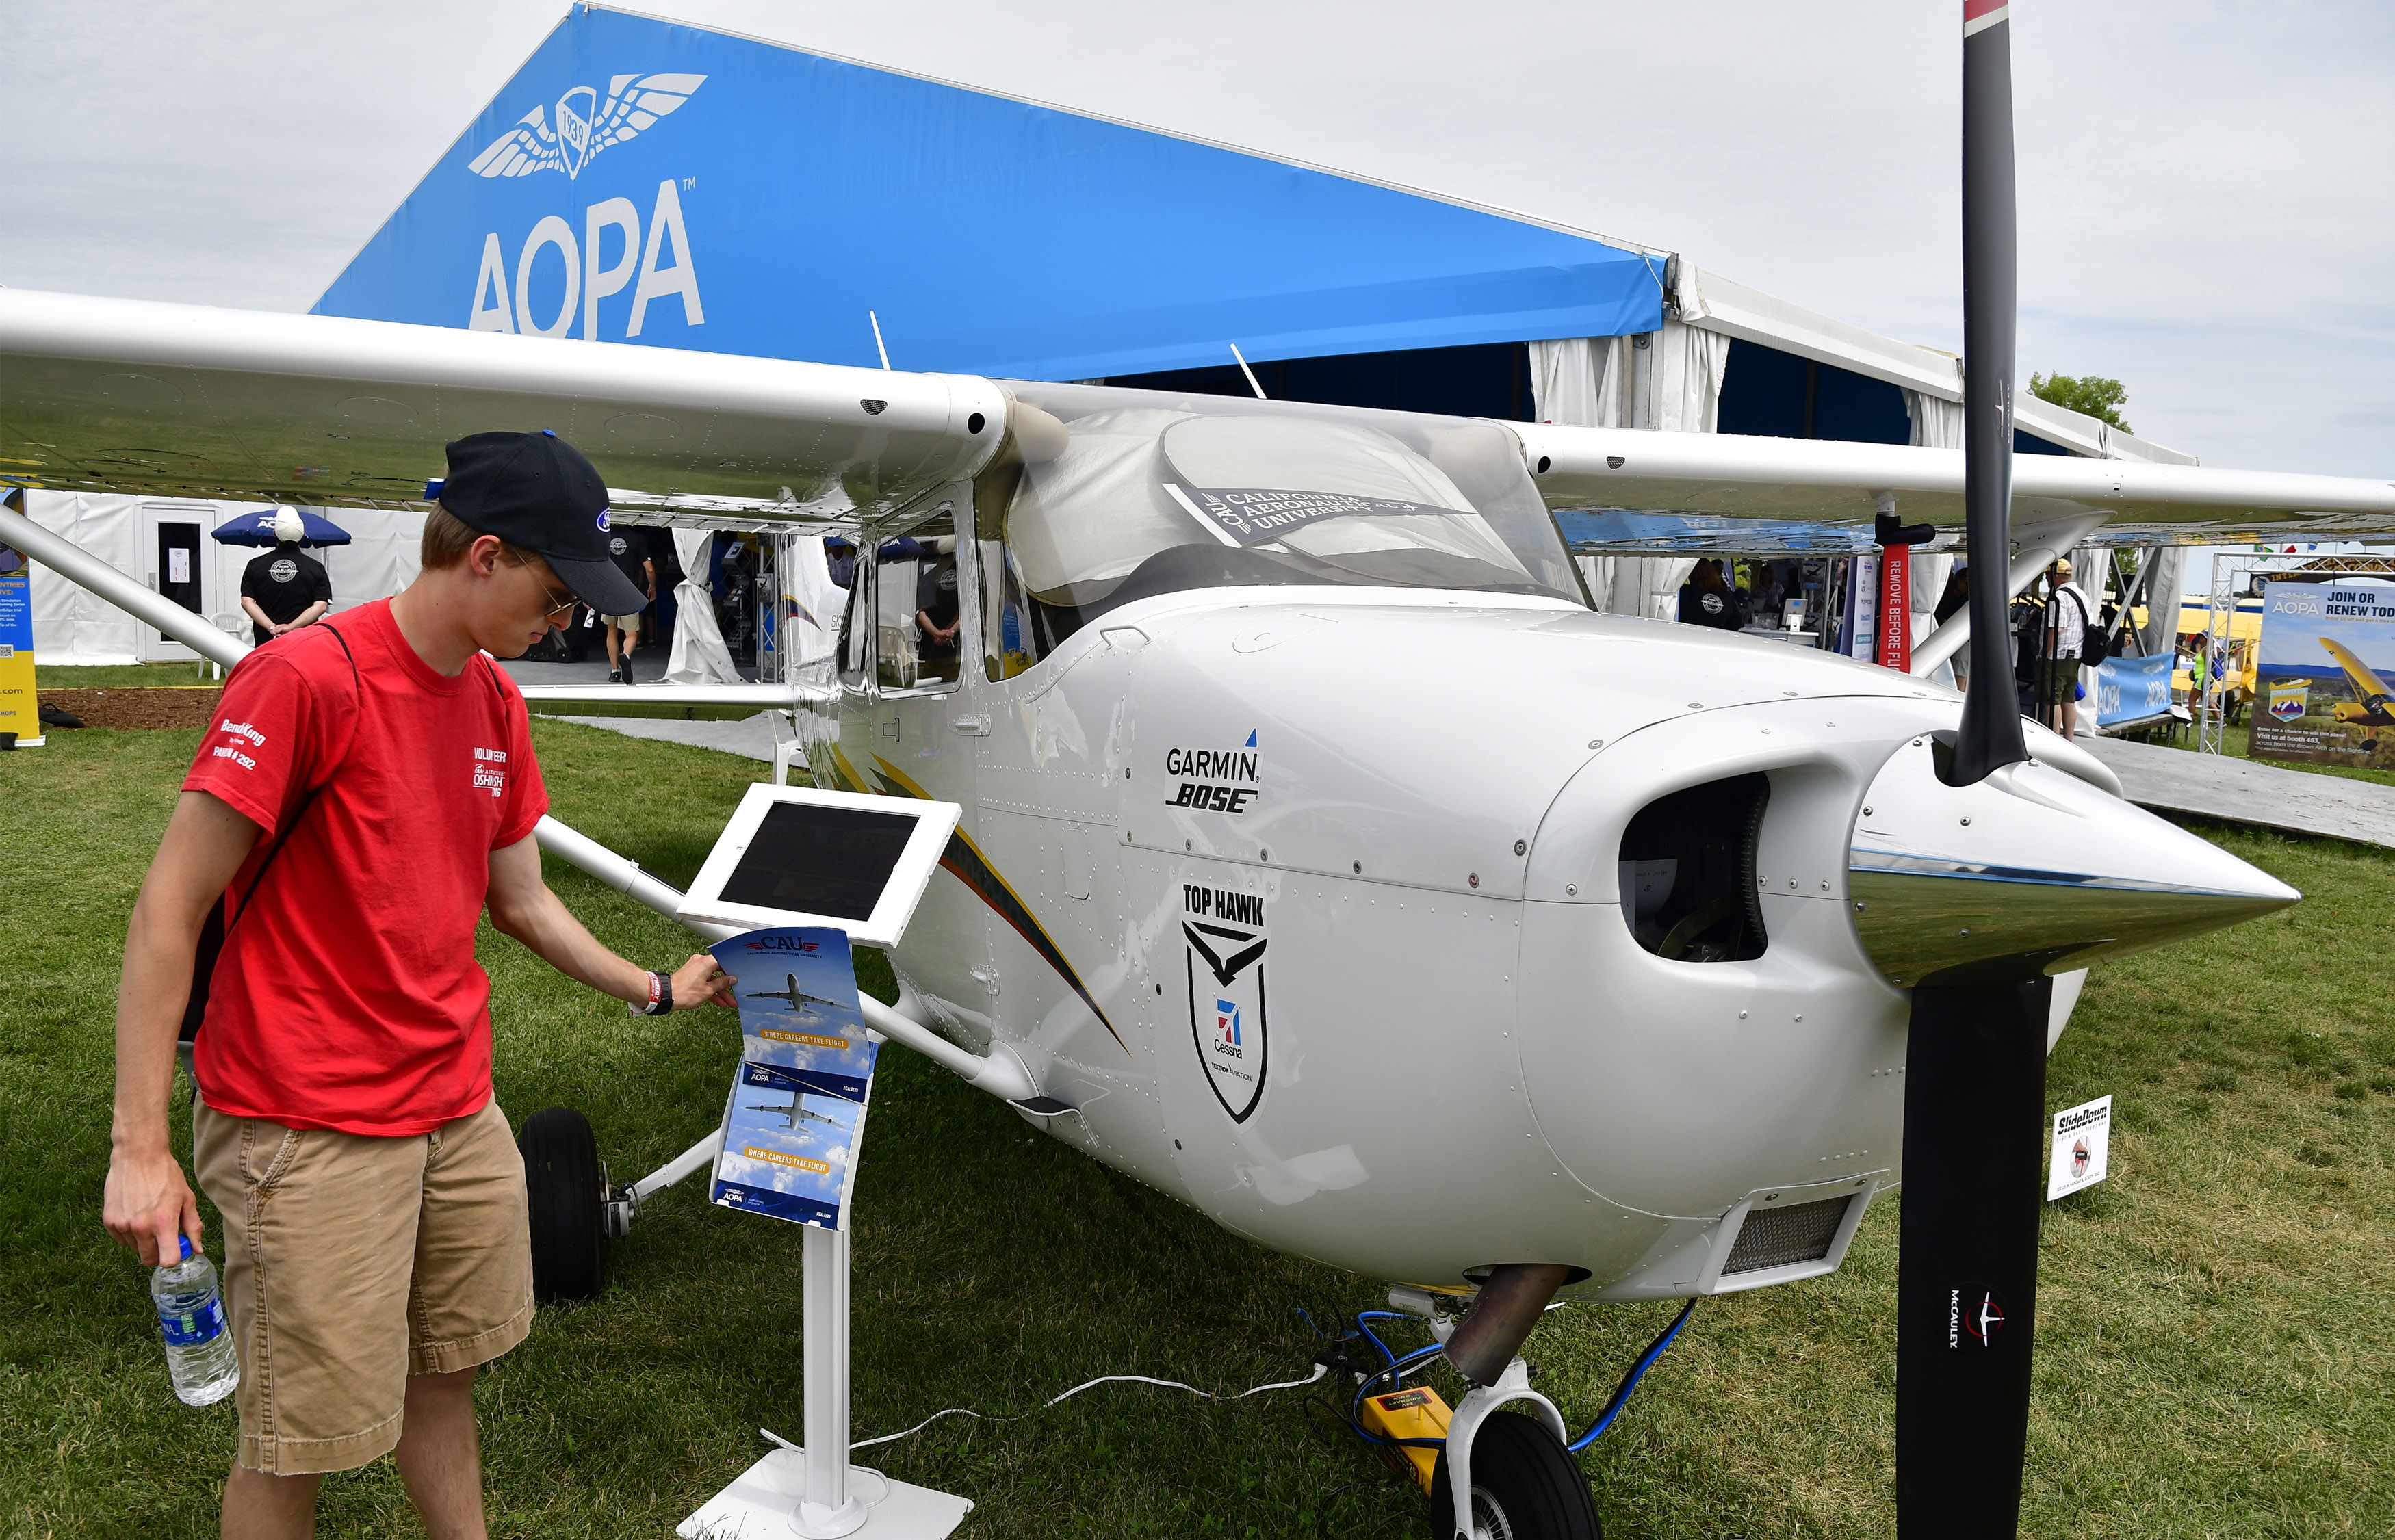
[708,926,879,1230]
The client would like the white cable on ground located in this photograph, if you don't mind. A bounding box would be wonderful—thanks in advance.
[758,1360,1330,1456]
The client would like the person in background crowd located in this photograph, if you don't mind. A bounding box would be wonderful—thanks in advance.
[601,527,655,683]
[1676,558,1744,631]
[237,508,333,646]
[2038,556,2095,738]
[824,535,857,590]
[1934,563,1970,626]
[916,548,961,663]
[1750,562,1787,619]
[103,430,734,1540]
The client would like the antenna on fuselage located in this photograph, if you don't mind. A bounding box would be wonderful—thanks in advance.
[1228,342,1267,400]
[869,311,892,370]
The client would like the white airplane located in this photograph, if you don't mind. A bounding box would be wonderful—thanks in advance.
[745,1098,844,1136]
[745,972,845,1018]
[8,22,2392,1538]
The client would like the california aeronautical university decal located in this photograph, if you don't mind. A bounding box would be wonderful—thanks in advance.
[1947,1284,2008,1349]
[1184,881,1269,1122]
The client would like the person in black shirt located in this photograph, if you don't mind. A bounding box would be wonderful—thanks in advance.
[237,508,332,645]
[1676,559,1744,631]
[915,551,961,679]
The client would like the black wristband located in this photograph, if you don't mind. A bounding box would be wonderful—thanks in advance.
[644,971,674,1015]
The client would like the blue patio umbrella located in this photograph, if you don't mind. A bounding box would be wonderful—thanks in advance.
[209,506,351,548]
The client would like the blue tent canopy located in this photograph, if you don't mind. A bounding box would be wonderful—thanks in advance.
[315,4,1664,382]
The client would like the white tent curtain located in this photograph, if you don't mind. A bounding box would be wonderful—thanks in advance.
[1652,319,1731,435]
[320,508,425,614]
[664,528,740,685]
[1904,390,1966,448]
[21,491,429,664]
[24,492,142,664]
[781,530,842,669]
[1527,337,1626,428]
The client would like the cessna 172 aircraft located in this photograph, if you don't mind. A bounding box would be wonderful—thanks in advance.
[6,9,2394,1535]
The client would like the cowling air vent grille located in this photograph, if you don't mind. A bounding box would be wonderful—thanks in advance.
[1722,1196,1851,1275]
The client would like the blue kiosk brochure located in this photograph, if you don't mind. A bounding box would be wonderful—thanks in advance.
[708,926,881,1230]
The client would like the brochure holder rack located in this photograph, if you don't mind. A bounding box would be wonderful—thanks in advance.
[676,789,972,1539]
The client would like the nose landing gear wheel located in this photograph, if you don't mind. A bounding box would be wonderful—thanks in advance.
[1428,1410,1601,1540]
[519,1106,605,1302]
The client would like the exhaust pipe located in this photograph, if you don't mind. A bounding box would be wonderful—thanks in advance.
[1445,1263,1577,1387]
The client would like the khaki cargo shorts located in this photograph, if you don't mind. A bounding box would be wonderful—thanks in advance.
[193,1097,535,1474]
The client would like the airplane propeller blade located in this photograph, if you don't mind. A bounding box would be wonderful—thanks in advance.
[1896,7,2049,1533]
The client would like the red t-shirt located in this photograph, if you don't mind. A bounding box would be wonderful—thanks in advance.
[182,600,548,1136]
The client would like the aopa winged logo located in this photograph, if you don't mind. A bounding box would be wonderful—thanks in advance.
[467,73,707,181]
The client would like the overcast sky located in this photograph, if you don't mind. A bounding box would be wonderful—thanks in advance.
[4,0,2388,481]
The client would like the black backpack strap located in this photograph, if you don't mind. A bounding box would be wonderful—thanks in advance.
[181,623,361,1045]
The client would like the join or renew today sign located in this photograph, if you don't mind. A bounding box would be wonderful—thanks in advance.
[708,926,877,1230]
[0,547,38,747]
[2047,1095,2112,1202]
[2251,575,2395,770]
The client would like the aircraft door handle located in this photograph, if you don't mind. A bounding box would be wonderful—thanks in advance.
[881,717,900,739]
[953,716,989,736]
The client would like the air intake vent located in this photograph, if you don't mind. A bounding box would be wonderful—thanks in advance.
[1722,1195,1851,1275]
[1617,772,1770,962]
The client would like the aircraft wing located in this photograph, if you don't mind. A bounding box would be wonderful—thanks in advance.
[2320,638,2394,710]
[1516,423,2395,550]
[0,289,1006,517]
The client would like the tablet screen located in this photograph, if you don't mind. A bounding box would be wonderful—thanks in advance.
[717,801,924,922]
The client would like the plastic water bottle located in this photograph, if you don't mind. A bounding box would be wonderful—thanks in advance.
[153,1235,238,1407]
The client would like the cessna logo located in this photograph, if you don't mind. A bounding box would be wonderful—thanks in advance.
[467,73,707,181]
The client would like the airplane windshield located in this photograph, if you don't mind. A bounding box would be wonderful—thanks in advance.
[979,383,1583,667]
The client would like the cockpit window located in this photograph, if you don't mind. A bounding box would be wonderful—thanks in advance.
[983,382,1583,658]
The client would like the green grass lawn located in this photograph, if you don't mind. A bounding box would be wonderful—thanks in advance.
[2176,718,2395,789]
[3,725,2389,1537]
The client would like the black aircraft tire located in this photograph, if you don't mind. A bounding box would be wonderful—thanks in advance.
[519,1106,604,1302]
[1427,1410,1602,1540]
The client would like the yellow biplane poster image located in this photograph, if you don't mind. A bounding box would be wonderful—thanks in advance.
[2252,575,2395,768]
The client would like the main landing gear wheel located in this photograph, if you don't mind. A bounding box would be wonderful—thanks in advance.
[519,1106,604,1302]
[1428,1410,1601,1540]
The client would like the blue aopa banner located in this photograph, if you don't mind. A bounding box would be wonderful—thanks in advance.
[2093,651,2173,729]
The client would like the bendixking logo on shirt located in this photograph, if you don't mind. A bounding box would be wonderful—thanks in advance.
[472,746,508,799]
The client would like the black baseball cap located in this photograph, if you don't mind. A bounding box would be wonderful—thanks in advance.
[435,430,647,615]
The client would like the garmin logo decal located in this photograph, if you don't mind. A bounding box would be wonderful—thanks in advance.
[467,73,707,181]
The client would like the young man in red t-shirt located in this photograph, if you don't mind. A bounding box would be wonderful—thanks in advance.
[103,431,736,1538]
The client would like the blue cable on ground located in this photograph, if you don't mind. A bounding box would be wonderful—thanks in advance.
[1565,1298,1698,1452]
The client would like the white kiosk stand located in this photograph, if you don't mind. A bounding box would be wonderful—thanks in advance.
[671,786,974,1540]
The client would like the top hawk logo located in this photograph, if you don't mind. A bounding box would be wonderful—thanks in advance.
[467,73,707,181]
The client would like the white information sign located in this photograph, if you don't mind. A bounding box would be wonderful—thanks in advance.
[2046,1094,2112,1201]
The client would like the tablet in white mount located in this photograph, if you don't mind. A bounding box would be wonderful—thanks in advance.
[677,784,961,950]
